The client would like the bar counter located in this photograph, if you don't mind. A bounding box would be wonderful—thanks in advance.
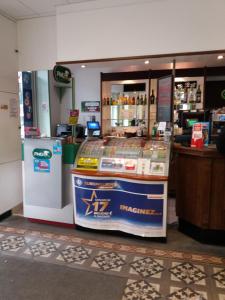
[173,143,225,244]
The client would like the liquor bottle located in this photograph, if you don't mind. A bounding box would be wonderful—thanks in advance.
[140,95,143,105]
[137,94,140,105]
[182,87,188,103]
[106,97,110,105]
[188,87,196,110]
[152,122,157,137]
[143,94,147,105]
[132,96,135,105]
[188,87,195,105]
[196,85,201,103]
[150,90,155,104]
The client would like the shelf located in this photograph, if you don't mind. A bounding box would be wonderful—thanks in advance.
[102,118,148,121]
[103,104,147,107]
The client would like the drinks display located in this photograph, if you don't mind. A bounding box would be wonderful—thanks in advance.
[102,93,148,106]
[174,81,202,107]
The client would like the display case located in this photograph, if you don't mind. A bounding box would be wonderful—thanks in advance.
[75,137,170,177]
[75,139,104,170]
[101,80,149,137]
[72,137,170,238]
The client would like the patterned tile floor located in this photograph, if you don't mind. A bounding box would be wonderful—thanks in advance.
[0,225,224,300]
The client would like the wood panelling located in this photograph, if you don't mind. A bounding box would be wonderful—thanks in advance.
[174,145,225,231]
[209,159,225,229]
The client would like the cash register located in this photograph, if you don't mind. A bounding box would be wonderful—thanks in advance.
[85,121,101,138]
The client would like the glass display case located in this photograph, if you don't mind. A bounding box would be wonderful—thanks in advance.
[75,137,170,176]
[101,80,149,136]
[76,139,104,170]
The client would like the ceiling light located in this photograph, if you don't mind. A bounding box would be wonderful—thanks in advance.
[144,60,150,65]
[81,65,86,68]
[217,55,224,60]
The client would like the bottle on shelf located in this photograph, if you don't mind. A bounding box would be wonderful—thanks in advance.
[143,94,147,105]
[182,87,188,103]
[151,122,158,137]
[124,94,127,105]
[132,96,136,105]
[188,87,196,109]
[137,94,140,105]
[150,90,155,104]
[106,97,110,105]
[196,85,202,103]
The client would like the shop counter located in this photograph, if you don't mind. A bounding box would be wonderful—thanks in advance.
[72,137,171,238]
[174,143,225,244]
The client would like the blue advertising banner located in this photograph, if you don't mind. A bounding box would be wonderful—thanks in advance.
[22,72,33,127]
[73,176,167,237]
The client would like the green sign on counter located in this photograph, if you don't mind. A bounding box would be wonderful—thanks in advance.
[33,149,52,159]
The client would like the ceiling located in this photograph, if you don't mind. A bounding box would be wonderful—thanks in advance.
[1,2,224,71]
[69,53,225,73]
[0,0,95,21]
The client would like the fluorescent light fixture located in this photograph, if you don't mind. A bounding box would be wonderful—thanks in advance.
[122,80,135,84]
[144,60,150,64]
[217,55,224,60]
[81,65,86,68]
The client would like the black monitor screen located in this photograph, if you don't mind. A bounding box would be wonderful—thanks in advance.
[179,111,210,129]
[186,119,198,128]
[87,121,100,130]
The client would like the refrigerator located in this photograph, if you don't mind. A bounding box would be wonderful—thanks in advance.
[23,138,64,209]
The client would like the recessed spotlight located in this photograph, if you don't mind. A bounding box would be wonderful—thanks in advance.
[217,55,224,60]
[144,60,150,65]
[81,65,86,68]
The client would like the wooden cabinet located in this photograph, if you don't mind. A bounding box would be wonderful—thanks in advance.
[174,144,225,243]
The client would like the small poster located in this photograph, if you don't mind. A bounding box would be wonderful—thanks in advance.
[53,141,62,155]
[191,122,209,148]
[69,109,79,125]
[137,158,150,175]
[100,158,124,172]
[33,159,50,173]
[81,101,100,112]
[124,158,137,173]
[150,162,165,175]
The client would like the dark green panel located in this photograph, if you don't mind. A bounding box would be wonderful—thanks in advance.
[62,143,80,164]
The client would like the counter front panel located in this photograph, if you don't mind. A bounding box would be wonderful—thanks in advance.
[72,173,167,237]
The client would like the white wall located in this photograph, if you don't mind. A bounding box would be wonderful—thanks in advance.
[0,15,18,92]
[60,67,110,125]
[17,16,57,71]
[72,67,110,125]
[0,14,22,214]
[57,0,225,62]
